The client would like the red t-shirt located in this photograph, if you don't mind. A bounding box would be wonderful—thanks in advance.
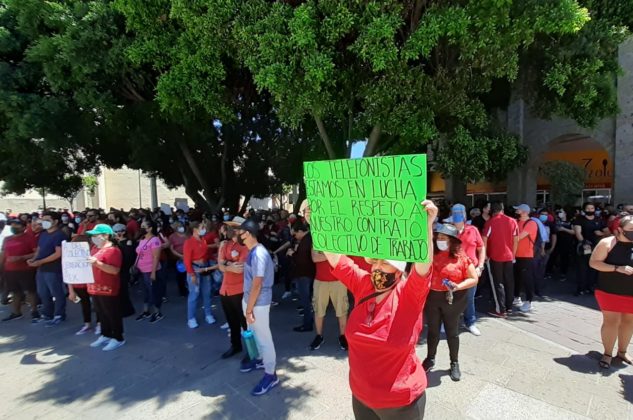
[457,224,484,267]
[127,219,140,237]
[88,245,122,296]
[219,240,249,296]
[169,233,187,255]
[483,214,518,262]
[349,255,373,272]
[183,236,208,274]
[431,251,472,291]
[315,260,337,282]
[332,256,431,409]
[204,231,219,261]
[77,221,96,236]
[2,234,37,271]
[516,219,538,258]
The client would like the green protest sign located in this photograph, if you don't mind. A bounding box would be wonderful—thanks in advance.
[304,154,429,262]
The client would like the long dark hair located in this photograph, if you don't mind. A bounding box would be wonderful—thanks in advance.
[434,235,463,258]
[142,218,158,237]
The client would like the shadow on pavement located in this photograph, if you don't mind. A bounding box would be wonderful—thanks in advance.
[619,374,633,404]
[553,351,631,376]
[0,283,339,418]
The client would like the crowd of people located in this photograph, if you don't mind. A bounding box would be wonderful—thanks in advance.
[0,198,631,418]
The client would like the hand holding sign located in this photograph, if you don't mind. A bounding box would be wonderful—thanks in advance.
[304,154,429,262]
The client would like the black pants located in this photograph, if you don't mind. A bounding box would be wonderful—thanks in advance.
[93,295,124,341]
[221,293,246,351]
[577,254,598,292]
[74,287,93,324]
[514,257,535,302]
[352,393,426,420]
[487,260,514,313]
[425,290,468,362]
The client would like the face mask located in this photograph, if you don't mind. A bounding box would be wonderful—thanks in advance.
[198,229,207,236]
[75,217,82,224]
[585,211,595,217]
[436,240,449,251]
[41,221,53,230]
[452,213,465,223]
[622,230,633,241]
[539,215,548,222]
[371,270,398,291]
[61,216,69,223]
[10,227,22,235]
[223,215,230,221]
[177,227,185,233]
[91,236,106,248]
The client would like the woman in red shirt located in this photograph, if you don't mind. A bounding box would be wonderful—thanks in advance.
[183,221,213,329]
[305,200,437,419]
[217,223,249,358]
[423,223,478,382]
[86,224,125,352]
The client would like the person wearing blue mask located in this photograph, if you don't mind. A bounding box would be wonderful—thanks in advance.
[450,204,485,336]
[535,209,557,295]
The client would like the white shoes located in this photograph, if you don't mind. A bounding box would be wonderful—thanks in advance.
[467,325,481,336]
[513,297,523,306]
[94,323,101,335]
[220,322,229,330]
[188,318,199,329]
[103,339,125,351]
[519,302,532,313]
[205,315,216,325]
[90,335,111,348]
[75,325,92,335]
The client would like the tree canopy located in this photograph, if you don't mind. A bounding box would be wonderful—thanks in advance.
[0,0,630,208]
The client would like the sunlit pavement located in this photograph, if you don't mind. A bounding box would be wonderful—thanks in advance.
[0,278,631,420]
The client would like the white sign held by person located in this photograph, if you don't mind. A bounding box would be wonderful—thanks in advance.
[62,241,94,284]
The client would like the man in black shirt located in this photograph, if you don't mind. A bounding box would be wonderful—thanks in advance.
[573,203,610,295]
[471,202,491,233]
[288,222,316,332]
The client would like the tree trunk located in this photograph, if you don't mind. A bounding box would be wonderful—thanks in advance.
[293,179,306,213]
[178,140,215,206]
[363,124,382,157]
[314,114,337,159]
[178,164,211,211]
[239,194,252,216]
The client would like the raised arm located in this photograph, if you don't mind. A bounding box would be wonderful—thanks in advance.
[413,200,437,277]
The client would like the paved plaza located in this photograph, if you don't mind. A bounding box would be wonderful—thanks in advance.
[0,278,631,420]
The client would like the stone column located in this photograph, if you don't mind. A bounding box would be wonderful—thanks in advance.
[615,37,633,205]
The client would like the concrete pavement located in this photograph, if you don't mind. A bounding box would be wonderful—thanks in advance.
[0,278,631,420]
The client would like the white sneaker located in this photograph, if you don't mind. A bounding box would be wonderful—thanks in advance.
[94,323,101,335]
[519,301,532,313]
[205,315,216,325]
[220,322,229,330]
[75,325,92,335]
[467,325,481,336]
[513,297,523,306]
[103,339,125,351]
[187,318,199,329]
[90,335,111,348]
[281,291,292,300]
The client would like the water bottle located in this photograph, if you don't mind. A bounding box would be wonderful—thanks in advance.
[242,330,260,360]
[442,279,454,305]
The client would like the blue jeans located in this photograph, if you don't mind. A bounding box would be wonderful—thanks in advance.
[36,270,66,319]
[142,270,165,310]
[295,276,314,329]
[187,272,212,320]
[208,261,223,295]
[464,286,477,327]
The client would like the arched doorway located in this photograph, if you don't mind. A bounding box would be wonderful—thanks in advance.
[538,134,613,205]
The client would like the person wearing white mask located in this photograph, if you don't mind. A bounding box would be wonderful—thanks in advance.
[26,211,69,326]
[168,221,188,297]
[182,221,215,328]
[86,224,126,351]
[423,223,478,381]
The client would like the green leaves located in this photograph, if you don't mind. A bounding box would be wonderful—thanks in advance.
[541,161,585,206]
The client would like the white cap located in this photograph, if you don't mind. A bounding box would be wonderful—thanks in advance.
[386,260,407,272]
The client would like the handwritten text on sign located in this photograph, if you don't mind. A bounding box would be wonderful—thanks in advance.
[304,154,428,262]
[62,241,95,284]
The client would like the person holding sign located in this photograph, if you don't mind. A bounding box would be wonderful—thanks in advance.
[85,224,125,351]
[304,200,437,419]
[422,223,478,382]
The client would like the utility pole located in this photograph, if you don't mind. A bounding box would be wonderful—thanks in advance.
[150,176,158,209]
